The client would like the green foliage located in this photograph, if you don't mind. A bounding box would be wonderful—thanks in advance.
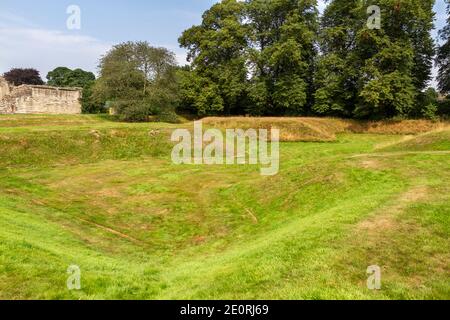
[179,0,249,116]
[80,82,105,114]
[313,0,359,117]
[179,0,318,116]
[46,67,95,88]
[421,103,439,120]
[438,97,450,117]
[0,115,449,299]
[46,67,103,114]
[46,67,72,86]
[93,41,179,122]
[437,1,450,95]
[412,87,439,119]
[314,0,435,119]
[176,0,441,119]
[246,0,318,115]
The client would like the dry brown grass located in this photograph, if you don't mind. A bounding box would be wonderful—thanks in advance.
[357,186,429,235]
[202,117,337,142]
[345,119,450,135]
[202,117,450,142]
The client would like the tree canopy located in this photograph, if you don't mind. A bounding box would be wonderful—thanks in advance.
[3,68,44,86]
[46,67,101,114]
[314,0,436,119]
[437,0,450,94]
[246,0,318,115]
[177,0,442,119]
[46,67,95,88]
[93,41,179,121]
[179,0,249,115]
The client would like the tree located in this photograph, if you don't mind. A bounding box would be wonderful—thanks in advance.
[315,0,435,119]
[357,0,435,118]
[246,0,319,115]
[46,67,95,88]
[313,0,360,117]
[46,67,101,113]
[46,67,72,87]
[437,1,450,95]
[179,0,249,116]
[3,68,44,86]
[93,41,179,121]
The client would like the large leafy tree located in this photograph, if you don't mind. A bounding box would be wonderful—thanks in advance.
[46,67,95,88]
[3,68,44,86]
[179,0,249,116]
[437,0,450,94]
[246,0,318,115]
[356,0,435,118]
[315,0,435,119]
[93,41,179,121]
[313,0,360,117]
[47,67,100,113]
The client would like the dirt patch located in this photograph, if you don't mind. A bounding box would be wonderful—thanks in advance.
[357,186,429,234]
[359,159,384,170]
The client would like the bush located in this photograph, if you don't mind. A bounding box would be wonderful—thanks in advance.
[113,100,154,122]
[112,96,180,123]
[153,110,180,123]
[438,98,450,118]
[421,103,439,121]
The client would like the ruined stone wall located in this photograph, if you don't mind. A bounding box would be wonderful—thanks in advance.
[0,78,12,113]
[14,86,82,114]
[0,77,10,100]
[0,78,82,115]
[0,95,16,114]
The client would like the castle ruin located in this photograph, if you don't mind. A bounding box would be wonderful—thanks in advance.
[0,77,82,115]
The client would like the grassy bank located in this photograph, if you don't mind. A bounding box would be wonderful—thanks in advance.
[0,115,448,299]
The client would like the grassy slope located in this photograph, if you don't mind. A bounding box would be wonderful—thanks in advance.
[0,115,448,299]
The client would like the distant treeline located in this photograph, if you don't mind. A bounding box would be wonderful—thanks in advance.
[178,0,450,120]
[3,0,449,121]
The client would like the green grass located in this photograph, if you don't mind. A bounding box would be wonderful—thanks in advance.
[0,115,448,300]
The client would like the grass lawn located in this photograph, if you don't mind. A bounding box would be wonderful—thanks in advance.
[0,115,448,299]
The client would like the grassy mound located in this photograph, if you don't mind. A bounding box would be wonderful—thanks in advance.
[202,117,338,142]
[0,127,173,168]
[203,117,450,142]
[378,129,450,152]
[0,114,448,299]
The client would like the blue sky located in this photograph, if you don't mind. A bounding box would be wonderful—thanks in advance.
[0,0,447,86]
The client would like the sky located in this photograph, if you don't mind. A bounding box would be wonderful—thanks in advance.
[0,0,447,87]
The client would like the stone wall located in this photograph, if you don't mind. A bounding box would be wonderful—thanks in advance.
[0,78,12,113]
[14,86,82,114]
[0,77,10,100]
[0,77,82,115]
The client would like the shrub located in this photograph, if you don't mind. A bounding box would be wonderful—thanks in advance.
[421,103,439,121]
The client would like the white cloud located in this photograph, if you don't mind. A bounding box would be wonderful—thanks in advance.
[0,11,36,28]
[0,26,111,79]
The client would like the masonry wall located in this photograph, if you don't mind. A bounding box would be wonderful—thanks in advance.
[0,78,10,100]
[0,79,82,115]
[0,78,12,114]
[14,86,82,114]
